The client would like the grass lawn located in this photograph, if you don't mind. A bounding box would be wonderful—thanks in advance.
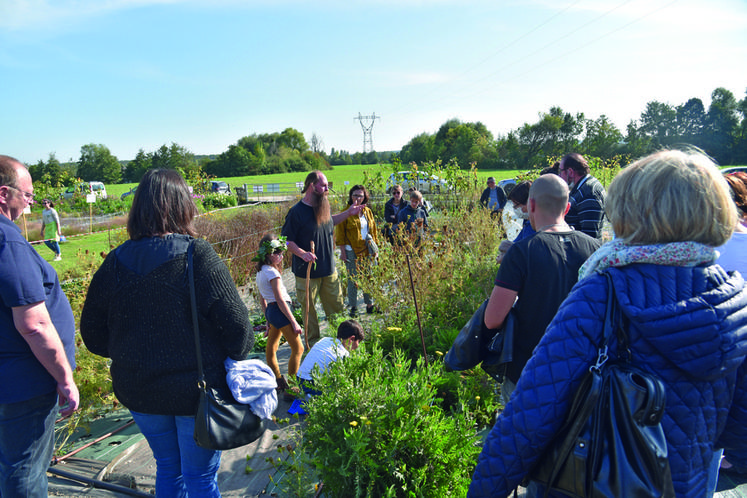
[32,226,125,279]
[210,165,523,197]
[106,164,524,198]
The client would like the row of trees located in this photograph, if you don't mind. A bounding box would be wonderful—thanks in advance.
[202,128,327,178]
[400,86,747,169]
[28,85,746,188]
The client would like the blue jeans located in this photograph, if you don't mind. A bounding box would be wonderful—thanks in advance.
[130,411,222,498]
[344,251,373,309]
[0,391,58,497]
[44,240,61,255]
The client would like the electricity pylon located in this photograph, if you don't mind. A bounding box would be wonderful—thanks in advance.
[354,112,380,153]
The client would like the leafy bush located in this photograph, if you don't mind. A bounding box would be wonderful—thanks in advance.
[202,192,238,210]
[194,203,290,286]
[295,345,483,497]
[354,207,500,361]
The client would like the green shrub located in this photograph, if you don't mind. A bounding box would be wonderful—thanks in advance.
[297,345,483,497]
[202,193,238,210]
[353,206,500,361]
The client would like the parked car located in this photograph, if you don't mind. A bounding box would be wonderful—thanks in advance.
[121,187,137,200]
[211,181,230,194]
[386,171,449,194]
[498,178,516,196]
[63,181,108,200]
[722,166,747,175]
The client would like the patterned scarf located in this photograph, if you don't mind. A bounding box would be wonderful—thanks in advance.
[578,239,717,280]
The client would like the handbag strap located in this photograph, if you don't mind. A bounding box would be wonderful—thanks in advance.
[187,240,206,385]
[539,271,618,498]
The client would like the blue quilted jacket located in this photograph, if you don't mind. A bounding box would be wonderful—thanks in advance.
[468,264,747,498]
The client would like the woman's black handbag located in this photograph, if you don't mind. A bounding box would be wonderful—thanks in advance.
[527,272,675,497]
[187,242,266,451]
[444,299,515,382]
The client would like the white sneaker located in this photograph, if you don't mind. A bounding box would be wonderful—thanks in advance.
[53,254,62,261]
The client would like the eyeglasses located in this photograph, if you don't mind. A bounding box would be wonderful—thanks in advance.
[4,185,35,202]
[352,194,365,198]
[393,191,402,195]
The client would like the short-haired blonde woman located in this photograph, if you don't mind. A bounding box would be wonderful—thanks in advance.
[469,149,747,498]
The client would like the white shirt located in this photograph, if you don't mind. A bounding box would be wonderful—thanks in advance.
[256,265,291,304]
[345,214,369,252]
[297,337,349,381]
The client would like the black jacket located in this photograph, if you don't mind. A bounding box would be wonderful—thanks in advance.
[480,186,507,210]
[81,236,253,415]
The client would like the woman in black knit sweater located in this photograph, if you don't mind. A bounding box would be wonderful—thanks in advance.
[81,169,254,497]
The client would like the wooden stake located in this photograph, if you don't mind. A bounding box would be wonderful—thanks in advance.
[303,240,315,350]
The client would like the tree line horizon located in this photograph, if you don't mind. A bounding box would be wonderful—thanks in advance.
[28,85,747,187]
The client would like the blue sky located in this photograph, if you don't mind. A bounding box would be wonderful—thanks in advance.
[1,0,746,165]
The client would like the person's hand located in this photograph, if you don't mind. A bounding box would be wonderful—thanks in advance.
[348,203,365,216]
[57,381,80,418]
[498,240,513,253]
[292,321,303,335]
[301,251,317,263]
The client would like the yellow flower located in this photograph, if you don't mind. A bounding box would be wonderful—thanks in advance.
[359,415,368,421]
[435,350,444,357]
[350,420,358,427]
[386,327,402,332]
[475,396,481,401]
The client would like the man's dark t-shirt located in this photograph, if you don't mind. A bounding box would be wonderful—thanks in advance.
[281,201,336,279]
[494,230,600,383]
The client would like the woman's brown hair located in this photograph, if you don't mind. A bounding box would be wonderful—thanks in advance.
[127,169,198,241]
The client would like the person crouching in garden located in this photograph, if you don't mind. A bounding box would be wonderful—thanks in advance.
[335,185,379,317]
[297,319,365,396]
[255,234,304,400]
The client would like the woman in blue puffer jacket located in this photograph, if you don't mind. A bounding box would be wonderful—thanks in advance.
[469,149,747,498]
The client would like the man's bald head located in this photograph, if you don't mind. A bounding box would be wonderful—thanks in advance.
[529,174,569,216]
[0,155,24,187]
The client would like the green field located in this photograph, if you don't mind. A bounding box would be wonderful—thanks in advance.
[104,164,524,198]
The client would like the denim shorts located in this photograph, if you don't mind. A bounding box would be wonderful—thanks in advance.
[265,301,292,329]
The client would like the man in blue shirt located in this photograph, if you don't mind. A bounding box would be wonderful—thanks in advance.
[479,177,507,212]
[0,155,79,497]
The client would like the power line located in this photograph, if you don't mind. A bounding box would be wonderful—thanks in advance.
[389,0,678,123]
[394,0,586,117]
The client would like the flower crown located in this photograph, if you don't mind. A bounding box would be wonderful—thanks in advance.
[253,236,287,262]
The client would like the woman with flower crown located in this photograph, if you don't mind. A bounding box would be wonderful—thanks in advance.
[255,233,304,399]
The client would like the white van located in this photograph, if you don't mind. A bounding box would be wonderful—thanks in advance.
[63,182,108,200]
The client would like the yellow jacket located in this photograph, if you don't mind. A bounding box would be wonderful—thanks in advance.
[334,207,379,258]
